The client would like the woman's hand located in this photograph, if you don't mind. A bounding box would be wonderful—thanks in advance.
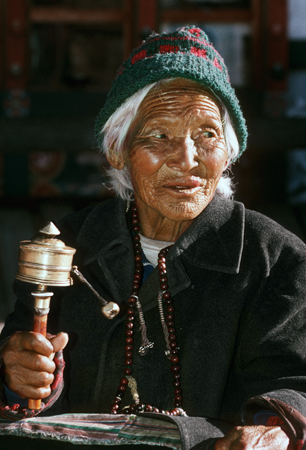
[215,426,292,450]
[2,331,68,400]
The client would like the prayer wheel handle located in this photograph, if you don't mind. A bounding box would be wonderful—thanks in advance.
[28,286,53,410]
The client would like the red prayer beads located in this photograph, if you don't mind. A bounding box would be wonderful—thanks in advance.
[110,202,185,417]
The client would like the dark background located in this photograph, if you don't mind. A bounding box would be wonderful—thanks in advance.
[1,0,306,324]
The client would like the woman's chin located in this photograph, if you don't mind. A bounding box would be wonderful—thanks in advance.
[155,197,211,222]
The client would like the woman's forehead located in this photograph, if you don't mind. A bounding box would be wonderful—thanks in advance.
[156,77,211,91]
[153,78,218,102]
[137,79,222,123]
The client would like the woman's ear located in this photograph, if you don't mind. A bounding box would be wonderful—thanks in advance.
[106,147,126,170]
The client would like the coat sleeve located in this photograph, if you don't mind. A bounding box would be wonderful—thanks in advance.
[239,394,306,450]
[233,241,306,448]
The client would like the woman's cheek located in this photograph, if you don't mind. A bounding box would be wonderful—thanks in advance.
[201,142,227,169]
[131,150,165,176]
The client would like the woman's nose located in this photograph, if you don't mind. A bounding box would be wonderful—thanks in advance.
[167,136,198,171]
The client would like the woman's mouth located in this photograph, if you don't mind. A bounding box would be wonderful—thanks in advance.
[164,178,202,195]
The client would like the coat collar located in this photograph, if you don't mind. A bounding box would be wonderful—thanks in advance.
[75,196,132,265]
[74,195,245,302]
[168,195,245,275]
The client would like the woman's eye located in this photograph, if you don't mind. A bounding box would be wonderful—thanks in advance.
[193,130,215,140]
[202,131,214,138]
[154,133,167,139]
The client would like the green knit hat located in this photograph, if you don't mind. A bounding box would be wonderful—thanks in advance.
[95,25,247,158]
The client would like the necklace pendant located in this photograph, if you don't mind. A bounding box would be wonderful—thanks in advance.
[165,349,171,359]
[138,341,154,356]
[126,376,140,404]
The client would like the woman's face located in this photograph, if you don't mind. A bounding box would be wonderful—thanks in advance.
[111,79,228,239]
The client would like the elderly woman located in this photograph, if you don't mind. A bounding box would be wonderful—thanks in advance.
[1,26,306,450]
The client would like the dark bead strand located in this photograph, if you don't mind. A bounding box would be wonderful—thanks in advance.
[110,202,185,417]
[158,247,183,413]
[110,204,142,415]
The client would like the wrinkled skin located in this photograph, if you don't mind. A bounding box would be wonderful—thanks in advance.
[215,426,292,450]
[107,78,228,241]
[3,331,68,399]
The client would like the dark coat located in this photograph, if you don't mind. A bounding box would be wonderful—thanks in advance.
[2,195,306,446]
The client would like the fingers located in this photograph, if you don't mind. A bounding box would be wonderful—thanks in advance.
[5,364,54,399]
[9,331,55,357]
[215,427,242,450]
[4,331,68,363]
[49,332,69,354]
[215,426,290,450]
[48,332,69,361]
[9,348,56,372]
[3,330,68,400]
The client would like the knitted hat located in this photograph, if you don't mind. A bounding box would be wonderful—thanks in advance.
[95,26,247,158]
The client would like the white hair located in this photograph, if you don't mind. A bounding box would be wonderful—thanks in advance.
[98,80,240,201]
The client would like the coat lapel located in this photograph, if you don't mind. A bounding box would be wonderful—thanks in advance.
[75,197,135,305]
[166,196,245,296]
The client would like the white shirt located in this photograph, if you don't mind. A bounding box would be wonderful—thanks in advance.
[139,234,172,267]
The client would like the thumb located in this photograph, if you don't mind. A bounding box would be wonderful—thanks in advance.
[49,332,69,354]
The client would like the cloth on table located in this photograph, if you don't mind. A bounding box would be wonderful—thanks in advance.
[0,412,229,450]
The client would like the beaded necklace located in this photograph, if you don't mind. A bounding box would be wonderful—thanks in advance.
[110,202,186,416]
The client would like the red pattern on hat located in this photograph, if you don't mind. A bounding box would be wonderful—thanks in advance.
[214,57,223,71]
[131,50,147,65]
[191,47,207,59]
[188,28,202,37]
[148,35,210,48]
[159,45,179,54]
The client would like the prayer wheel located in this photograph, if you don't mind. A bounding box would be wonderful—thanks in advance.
[16,222,120,410]
[15,222,120,410]
[16,222,76,410]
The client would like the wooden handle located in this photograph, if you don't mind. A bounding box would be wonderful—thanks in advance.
[33,313,48,336]
[28,289,52,411]
[28,398,41,410]
[28,313,49,410]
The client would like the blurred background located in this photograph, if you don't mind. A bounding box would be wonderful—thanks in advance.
[0,0,306,325]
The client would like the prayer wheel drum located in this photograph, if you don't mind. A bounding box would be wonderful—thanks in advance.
[16,222,76,287]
